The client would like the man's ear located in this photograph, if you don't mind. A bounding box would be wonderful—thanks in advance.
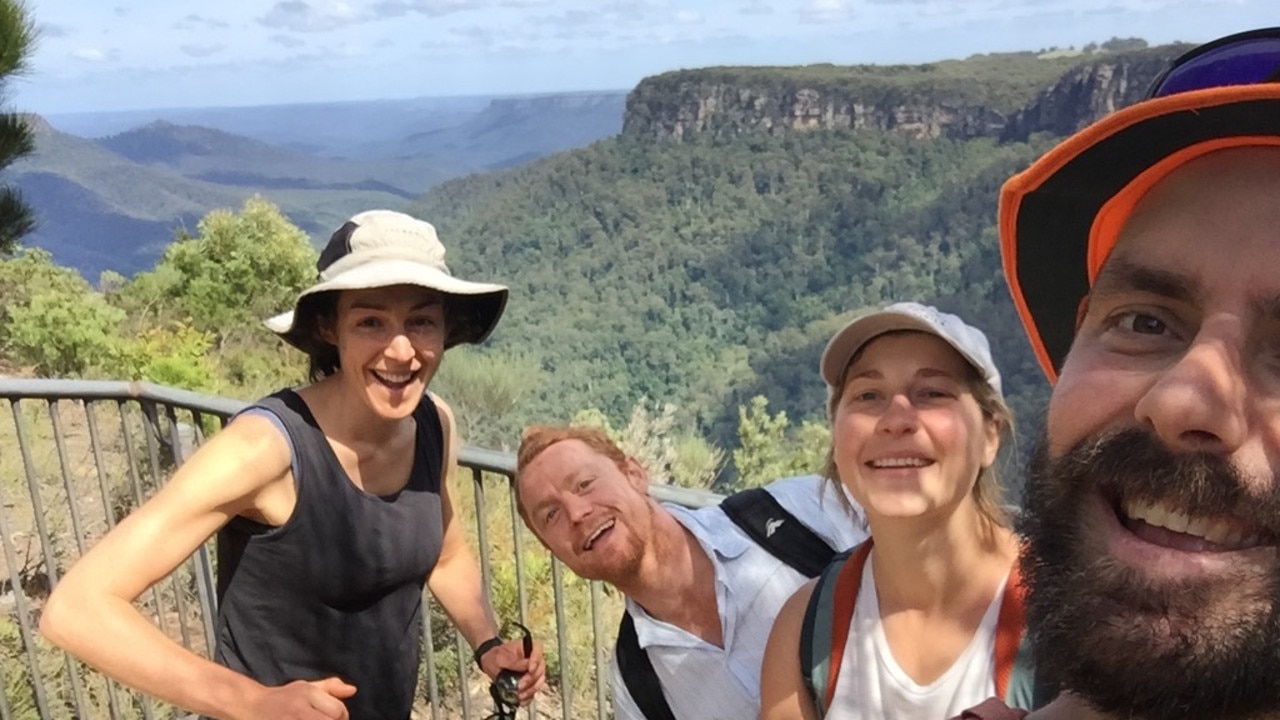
[624,457,650,494]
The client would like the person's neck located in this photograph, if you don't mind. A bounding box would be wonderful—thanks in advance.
[302,376,407,448]
[867,506,1017,615]
[618,509,722,646]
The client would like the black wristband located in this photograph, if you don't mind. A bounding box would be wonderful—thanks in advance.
[473,636,504,669]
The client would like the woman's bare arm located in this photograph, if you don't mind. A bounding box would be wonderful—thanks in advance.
[760,580,822,720]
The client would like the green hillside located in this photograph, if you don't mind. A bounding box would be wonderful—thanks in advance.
[10,43,1192,487]
[409,129,1054,458]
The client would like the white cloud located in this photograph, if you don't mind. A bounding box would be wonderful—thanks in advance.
[259,0,487,32]
[180,44,226,58]
[271,33,308,49]
[798,0,856,23]
[38,23,71,39]
[72,47,108,62]
[175,14,231,31]
[259,1,367,33]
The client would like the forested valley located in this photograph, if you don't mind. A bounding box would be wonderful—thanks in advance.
[2,38,1184,496]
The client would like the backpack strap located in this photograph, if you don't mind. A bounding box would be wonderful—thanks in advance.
[719,487,838,577]
[995,560,1053,710]
[611,486,841,719]
[800,540,872,717]
[993,560,1025,703]
[614,611,677,720]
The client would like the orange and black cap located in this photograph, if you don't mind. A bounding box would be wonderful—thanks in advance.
[1000,30,1280,381]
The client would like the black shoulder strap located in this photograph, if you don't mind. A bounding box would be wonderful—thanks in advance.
[612,487,839,720]
[719,487,837,578]
[614,611,678,720]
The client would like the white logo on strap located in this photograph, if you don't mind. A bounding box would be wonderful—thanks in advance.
[765,517,785,537]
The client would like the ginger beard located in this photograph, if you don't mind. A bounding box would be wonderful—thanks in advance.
[1019,428,1280,720]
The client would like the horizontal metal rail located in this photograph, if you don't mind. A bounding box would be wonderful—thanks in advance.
[0,377,723,719]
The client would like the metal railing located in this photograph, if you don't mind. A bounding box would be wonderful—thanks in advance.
[0,378,721,720]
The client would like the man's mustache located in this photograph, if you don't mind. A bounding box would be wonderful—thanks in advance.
[1036,427,1280,538]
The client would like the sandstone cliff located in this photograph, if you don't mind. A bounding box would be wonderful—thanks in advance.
[1001,46,1186,141]
[622,46,1192,143]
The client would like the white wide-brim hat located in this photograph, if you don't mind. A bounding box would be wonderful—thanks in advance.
[265,209,509,349]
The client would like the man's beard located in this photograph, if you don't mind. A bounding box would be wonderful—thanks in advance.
[1020,428,1280,720]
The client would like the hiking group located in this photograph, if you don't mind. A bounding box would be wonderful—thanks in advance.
[38,26,1280,720]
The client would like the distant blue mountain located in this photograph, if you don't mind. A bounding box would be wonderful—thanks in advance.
[20,91,628,280]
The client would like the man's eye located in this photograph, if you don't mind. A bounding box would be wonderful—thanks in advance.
[1118,313,1168,335]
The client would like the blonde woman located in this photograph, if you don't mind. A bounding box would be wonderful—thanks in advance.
[761,302,1035,720]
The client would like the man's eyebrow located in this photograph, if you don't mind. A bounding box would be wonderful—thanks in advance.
[1091,257,1199,304]
[529,469,584,517]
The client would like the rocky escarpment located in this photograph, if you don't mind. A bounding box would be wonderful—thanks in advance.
[623,46,1192,143]
[622,72,1011,141]
[1000,46,1186,141]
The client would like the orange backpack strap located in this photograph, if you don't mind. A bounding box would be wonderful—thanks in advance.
[800,539,872,717]
[993,560,1025,700]
[993,558,1045,709]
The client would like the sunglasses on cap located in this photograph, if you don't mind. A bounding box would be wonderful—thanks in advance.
[1146,27,1280,99]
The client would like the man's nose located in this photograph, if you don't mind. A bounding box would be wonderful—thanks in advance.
[1134,322,1247,455]
[563,493,593,523]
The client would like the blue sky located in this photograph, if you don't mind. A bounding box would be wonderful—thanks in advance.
[13,0,1279,114]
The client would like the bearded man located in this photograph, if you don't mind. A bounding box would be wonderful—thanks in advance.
[956,26,1280,720]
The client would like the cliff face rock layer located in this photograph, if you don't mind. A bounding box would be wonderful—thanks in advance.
[622,46,1188,143]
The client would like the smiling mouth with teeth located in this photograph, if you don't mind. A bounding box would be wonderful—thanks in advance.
[867,457,932,469]
[1118,498,1273,552]
[583,519,615,551]
[372,370,416,387]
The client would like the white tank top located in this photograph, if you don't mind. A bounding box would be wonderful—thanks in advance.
[826,558,1006,719]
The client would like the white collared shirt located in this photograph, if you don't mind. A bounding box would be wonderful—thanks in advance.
[611,475,867,720]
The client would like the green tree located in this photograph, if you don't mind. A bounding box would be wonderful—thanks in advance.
[5,288,126,377]
[119,322,216,391]
[0,249,127,376]
[731,395,829,490]
[118,197,317,345]
[0,0,35,254]
[432,348,544,451]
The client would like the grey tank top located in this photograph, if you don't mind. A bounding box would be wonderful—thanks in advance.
[210,389,444,720]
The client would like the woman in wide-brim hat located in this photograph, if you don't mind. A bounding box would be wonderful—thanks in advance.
[42,210,546,720]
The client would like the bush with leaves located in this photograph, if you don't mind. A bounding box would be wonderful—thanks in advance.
[118,322,217,392]
[571,400,724,490]
[2,279,127,377]
[116,196,317,346]
[730,395,829,491]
